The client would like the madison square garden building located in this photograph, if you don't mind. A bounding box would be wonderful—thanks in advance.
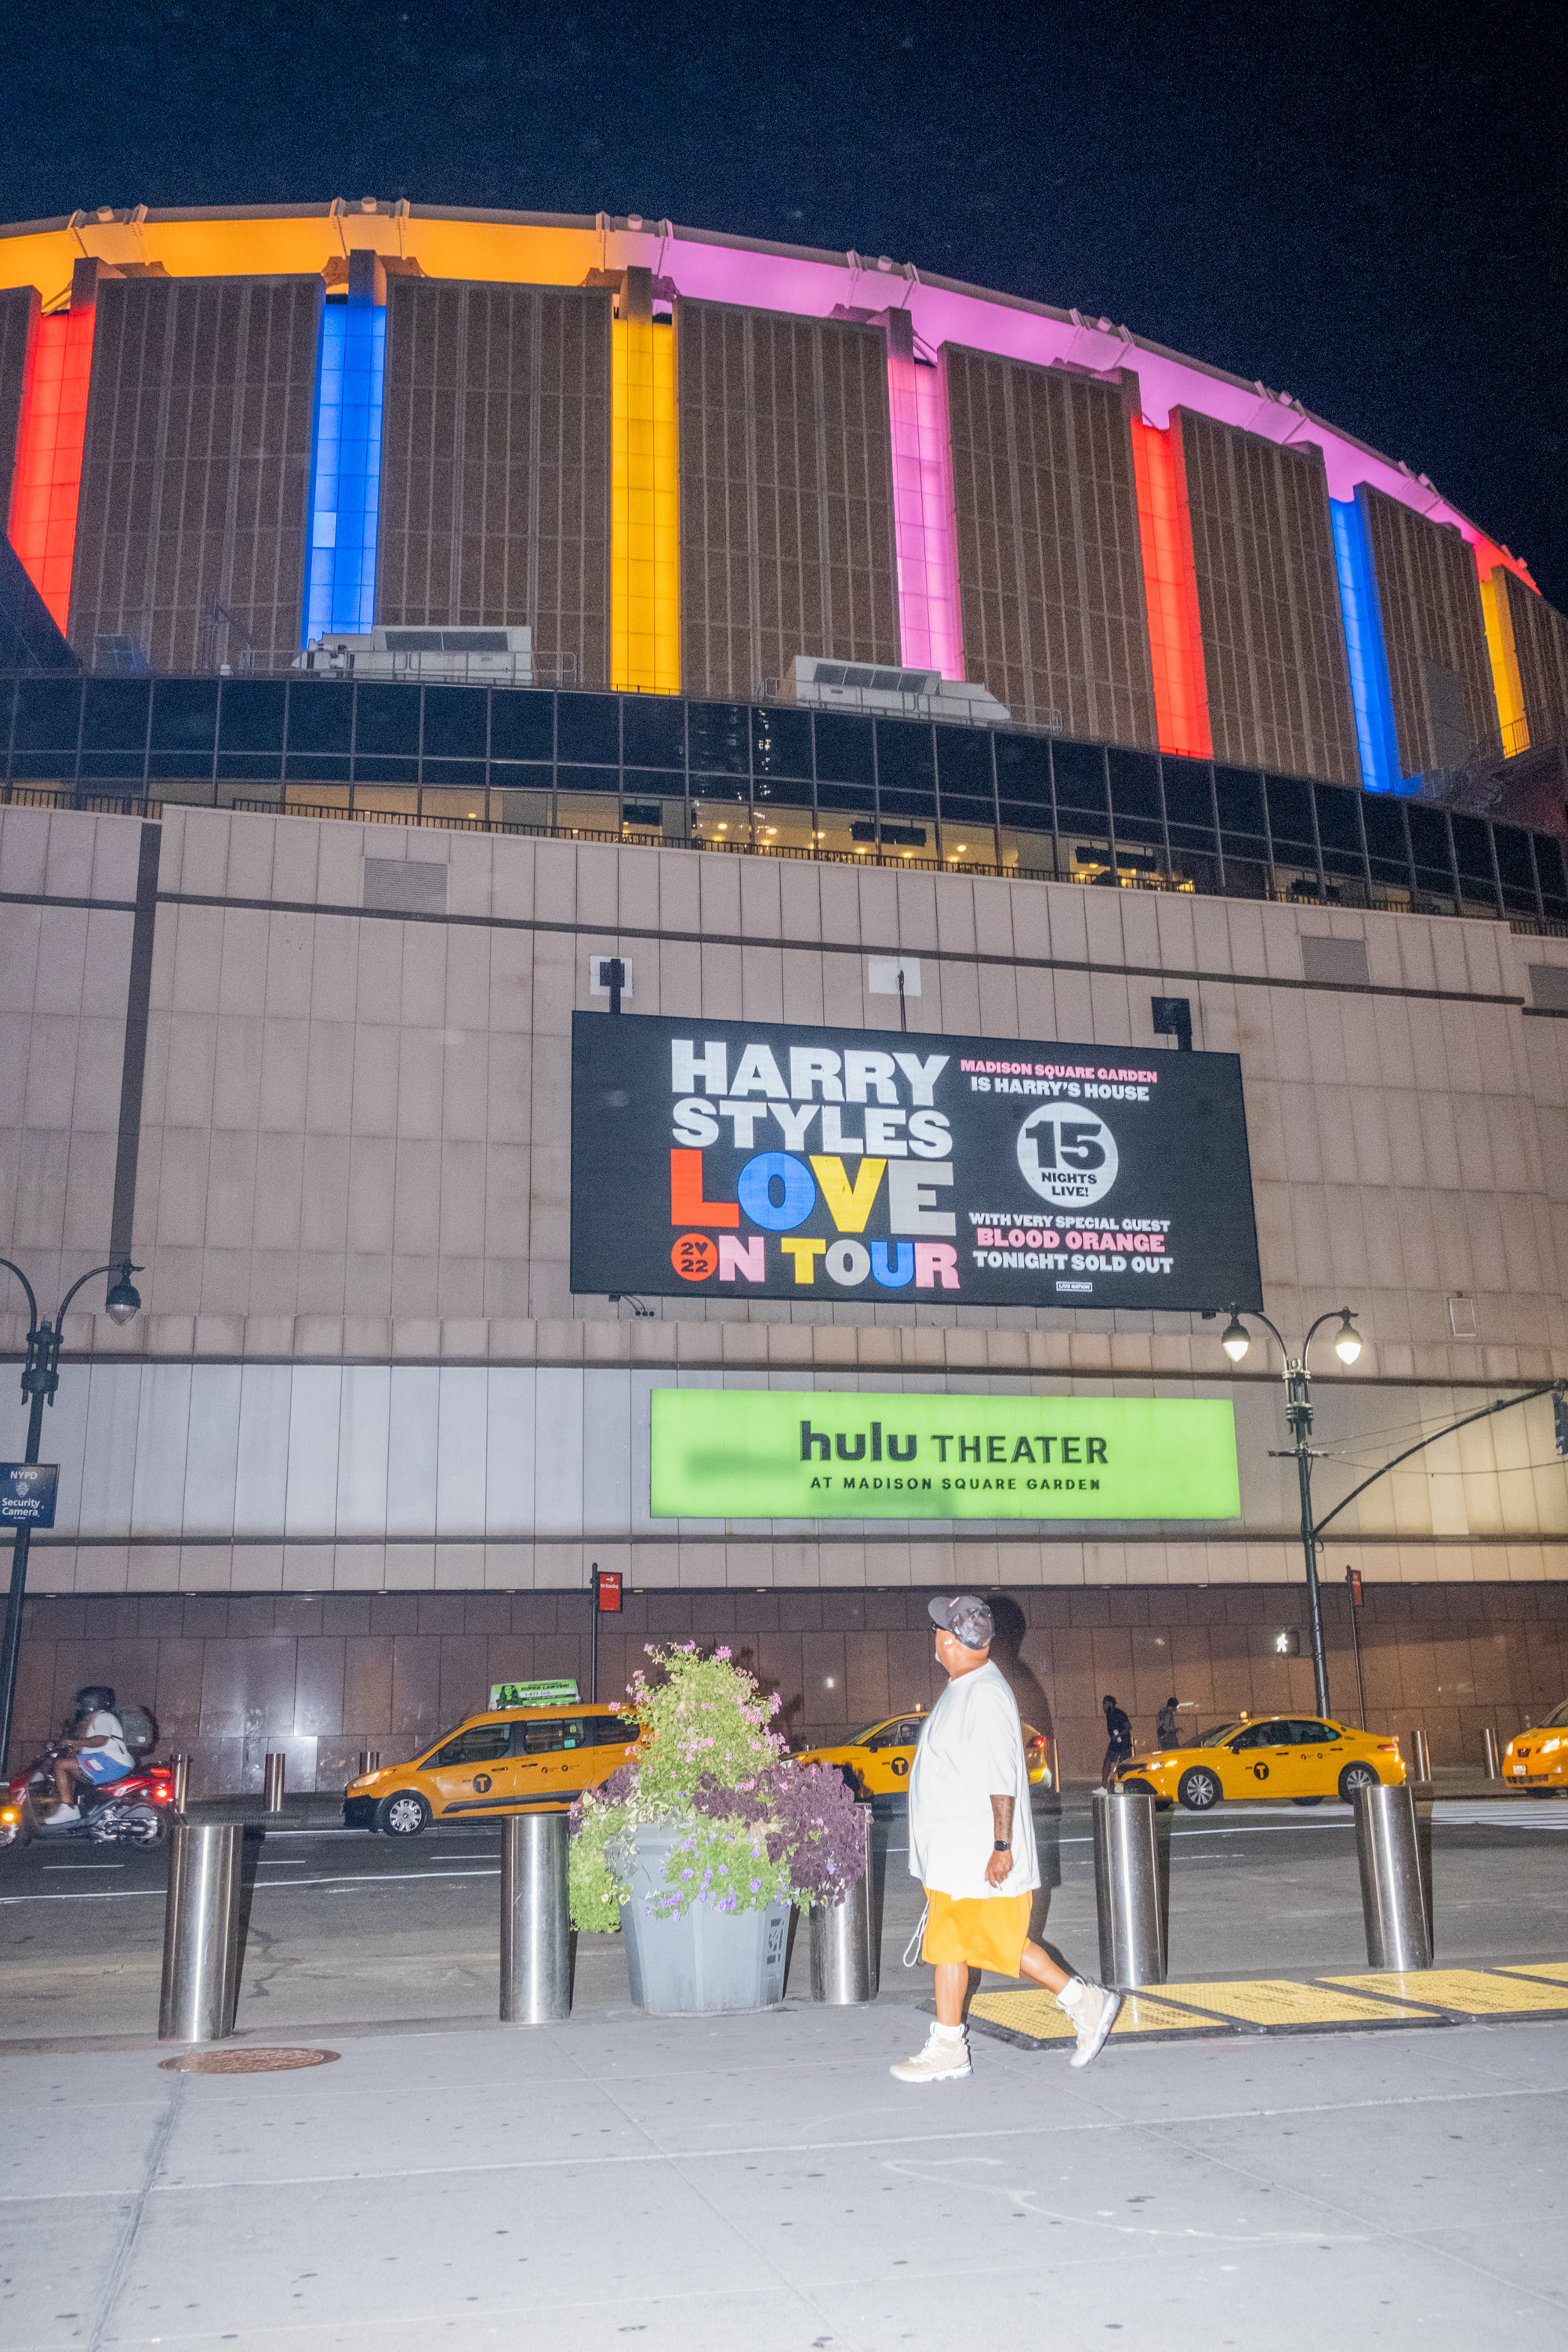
[2,201,1566,1791]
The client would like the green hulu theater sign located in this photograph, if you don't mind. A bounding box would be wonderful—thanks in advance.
[650,1392,1240,1521]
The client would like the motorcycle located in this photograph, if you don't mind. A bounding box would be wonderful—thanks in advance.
[0,1740,179,1849]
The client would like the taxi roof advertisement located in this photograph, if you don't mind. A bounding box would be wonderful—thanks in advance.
[570,1011,1262,1312]
[649,1392,1242,1521]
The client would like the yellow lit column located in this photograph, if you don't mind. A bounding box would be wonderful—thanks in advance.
[1477,568,1529,758]
[611,269,680,694]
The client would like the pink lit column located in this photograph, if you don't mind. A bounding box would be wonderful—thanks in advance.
[885,310,962,678]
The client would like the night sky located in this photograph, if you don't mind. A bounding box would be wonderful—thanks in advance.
[2,0,1563,601]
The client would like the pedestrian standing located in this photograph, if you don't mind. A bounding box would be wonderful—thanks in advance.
[1102,1693,1133,1787]
[1156,1696,1179,1747]
[891,1596,1120,2083]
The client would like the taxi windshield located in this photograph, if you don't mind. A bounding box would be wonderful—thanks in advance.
[1192,1722,1243,1747]
[851,1719,897,1744]
[1539,1698,1568,1730]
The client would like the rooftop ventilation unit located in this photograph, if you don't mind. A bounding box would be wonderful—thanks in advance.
[294,626,533,682]
[786,655,1011,728]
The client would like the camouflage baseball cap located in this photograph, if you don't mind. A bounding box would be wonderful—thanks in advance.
[927,1594,995,1650]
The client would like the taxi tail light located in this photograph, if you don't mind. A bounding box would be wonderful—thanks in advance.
[1378,1742,1399,1751]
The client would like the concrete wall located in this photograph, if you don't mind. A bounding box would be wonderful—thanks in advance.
[14,1580,1566,1795]
[2,799,1566,1615]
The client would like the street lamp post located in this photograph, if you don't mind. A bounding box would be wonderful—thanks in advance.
[0,1258,142,1770]
[1218,1304,1363,1719]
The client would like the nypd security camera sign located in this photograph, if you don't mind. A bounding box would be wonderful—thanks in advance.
[0,1464,58,1527]
[571,1011,1261,1311]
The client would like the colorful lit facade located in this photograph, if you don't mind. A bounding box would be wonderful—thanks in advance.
[1,201,1563,791]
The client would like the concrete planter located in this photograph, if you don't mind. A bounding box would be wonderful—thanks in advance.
[620,1824,791,2014]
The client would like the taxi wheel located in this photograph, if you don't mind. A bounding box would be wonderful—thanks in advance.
[1177,1766,1221,1812]
[1292,1796,1323,1806]
[376,1791,431,1838]
[1337,1762,1379,1802]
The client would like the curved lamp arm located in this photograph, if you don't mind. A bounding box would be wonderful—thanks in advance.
[55,1259,140,1323]
[0,1258,41,1334]
[1299,1306,1351,1377]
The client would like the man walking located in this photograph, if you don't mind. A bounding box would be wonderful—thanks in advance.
[1102,1693,1133,1787]
[1156,1695,1180,1748]
[892,1595,1120,2083]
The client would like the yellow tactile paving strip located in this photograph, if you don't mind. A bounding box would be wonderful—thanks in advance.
[970,1987,1216,2043]
[1322,1968,1568,2016]
[965,1962,1568,2051]
[1159,1976,1435,2029]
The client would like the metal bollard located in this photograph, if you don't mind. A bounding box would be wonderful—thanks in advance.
[1092,1787,1166,1987]
[1482,1726,1500,1780]
[357,1749,381,1776]
[500,1810,570,2024]
[263,1753,286,1812]
[159,1820,245,2042]
[170,1753,191,1809]
[1411,1727,1432,1783]
[808,1801,877,2004]
[1352,1780,1431,1969]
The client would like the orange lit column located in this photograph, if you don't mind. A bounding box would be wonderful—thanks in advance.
[6,265,96,633]
[611,269,680,694]
[1129,416,1211,758]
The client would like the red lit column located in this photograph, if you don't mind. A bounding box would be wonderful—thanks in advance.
[1129,416,1211,759]
[6,263,99,633]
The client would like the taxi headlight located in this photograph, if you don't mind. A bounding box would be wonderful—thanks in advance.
[1544,1739,1560,1755]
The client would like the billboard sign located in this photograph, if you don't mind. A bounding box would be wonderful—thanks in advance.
[489,1679,581,1708]
[649,1392,1240,1521]
[571,1011,1261,1311]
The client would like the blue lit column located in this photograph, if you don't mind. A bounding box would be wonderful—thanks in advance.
[304,251,387,641]
[1330,492,1403,792]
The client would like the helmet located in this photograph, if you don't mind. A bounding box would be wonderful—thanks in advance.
[74,1686,115,1713]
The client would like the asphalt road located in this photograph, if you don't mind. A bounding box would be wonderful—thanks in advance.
[2,1797,1565,2046]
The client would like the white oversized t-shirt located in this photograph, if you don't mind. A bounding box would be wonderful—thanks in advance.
[906,1660,1040,1900]
[82,1711,133,1769]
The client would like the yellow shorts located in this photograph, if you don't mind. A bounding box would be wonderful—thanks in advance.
[920,1889,1033,1975]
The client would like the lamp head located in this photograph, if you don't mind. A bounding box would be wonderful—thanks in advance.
[104,1265,142,1327]
[1220,1312,1250,1365]
[1333,1310,1363,1366]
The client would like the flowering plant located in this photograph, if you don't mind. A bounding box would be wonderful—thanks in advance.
[568,1643,867,1932]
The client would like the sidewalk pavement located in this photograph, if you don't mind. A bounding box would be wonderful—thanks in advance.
[4,1993,1566,2350]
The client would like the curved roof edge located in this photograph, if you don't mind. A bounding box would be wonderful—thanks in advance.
[0,198,1536,589]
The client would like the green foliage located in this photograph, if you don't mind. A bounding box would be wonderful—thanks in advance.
[568,1644,862,1928]
[620,1641,785,1805]
[566,1791,626,1934]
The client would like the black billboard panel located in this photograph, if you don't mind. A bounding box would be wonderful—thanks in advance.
[570,1011,1262,1312]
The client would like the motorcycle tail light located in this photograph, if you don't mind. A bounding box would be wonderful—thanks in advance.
[152,1785,171,1801]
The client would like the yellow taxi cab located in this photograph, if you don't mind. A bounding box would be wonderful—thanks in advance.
[343,1702,640,1837]
[1501,1697,1568,1793]
[1116,1713,1404,1811]
[796,1711,1054,1797]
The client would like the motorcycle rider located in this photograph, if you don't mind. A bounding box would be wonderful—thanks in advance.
[48,1686,134,1814]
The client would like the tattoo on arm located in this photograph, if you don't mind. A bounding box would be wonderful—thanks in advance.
[989,1795,1015,1842]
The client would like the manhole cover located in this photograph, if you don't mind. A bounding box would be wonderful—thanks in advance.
[159,2046,339,2074]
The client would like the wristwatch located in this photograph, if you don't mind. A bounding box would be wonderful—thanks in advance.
[993,1840,1011,1852]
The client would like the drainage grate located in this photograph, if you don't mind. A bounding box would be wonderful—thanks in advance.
[159,2046,340,2074]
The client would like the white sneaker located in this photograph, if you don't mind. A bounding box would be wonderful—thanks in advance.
[890,2027,971,2084]
[1058,1978,1121,2068]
